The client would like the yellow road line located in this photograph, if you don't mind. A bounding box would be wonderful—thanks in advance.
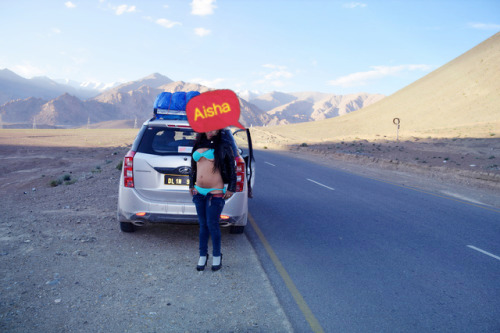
[248,213,325,333]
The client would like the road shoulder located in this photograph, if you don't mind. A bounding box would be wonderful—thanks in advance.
[0,145,293,332]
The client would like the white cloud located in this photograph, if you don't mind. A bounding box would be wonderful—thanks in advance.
[262,64,282,69]
[194,27,211,36]
[156,18,181,28]
[65,1,76,8]
[265,70,293,80]
[191,0,216,16]
[468,22,500,30]
[12,63,45,78]
[262,64,293,80]
[328,64,433,87]
[256,64,294,88]
[144,16,181,28]
[343,2,367,9]
[114,4,137,15]
[51,28,62,34]
[255,79,286,88]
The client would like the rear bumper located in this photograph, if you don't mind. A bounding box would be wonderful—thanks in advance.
[117,187,248,226]
[118,211,199,224]
[117,211,246,226]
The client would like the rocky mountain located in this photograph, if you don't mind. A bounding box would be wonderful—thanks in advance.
[0,74,268,128]
[250,91,298,111]
[0,97,47,123]
[54,78,121,95]
[0,70,384,129]
[250,91,385,125]
[36,93,119,126]
[95,73,173,100]
[236,90,263,103]
[0,93,119,128]
[0,69,101,105]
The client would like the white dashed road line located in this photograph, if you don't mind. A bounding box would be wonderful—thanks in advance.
[265,162,276,167]
[467,245,500,261]
[307,179,335,191]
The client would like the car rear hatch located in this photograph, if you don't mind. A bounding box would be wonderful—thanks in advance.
[133,154,193,203]
[133,125,196,204]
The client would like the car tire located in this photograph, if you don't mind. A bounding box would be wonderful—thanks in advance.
[230,225,245,234]
[120,222,135,233]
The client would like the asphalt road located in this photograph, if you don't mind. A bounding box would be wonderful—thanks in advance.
[247,149,500,333]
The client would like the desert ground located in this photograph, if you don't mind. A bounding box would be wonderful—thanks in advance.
[0,129,292,332]
[0,128,499,331]
[251,125,499,190]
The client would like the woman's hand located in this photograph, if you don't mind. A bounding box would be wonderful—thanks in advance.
[224,191,234,200]
[189,188,197,196]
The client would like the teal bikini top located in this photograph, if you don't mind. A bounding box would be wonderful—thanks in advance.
[192,149,215,162]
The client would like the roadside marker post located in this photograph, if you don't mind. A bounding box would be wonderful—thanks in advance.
[393,117,400,142]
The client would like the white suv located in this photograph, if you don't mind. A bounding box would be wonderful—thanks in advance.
[117,91,255,234]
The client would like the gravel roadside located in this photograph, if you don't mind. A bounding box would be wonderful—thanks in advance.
[5,138,497,332]
[0,145,293,332]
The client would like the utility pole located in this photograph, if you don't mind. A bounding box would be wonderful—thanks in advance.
[134,116,137,129]
[33,117,37,130]
[87,117,90,129]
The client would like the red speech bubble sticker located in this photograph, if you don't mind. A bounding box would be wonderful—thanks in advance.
[186,89,245,133]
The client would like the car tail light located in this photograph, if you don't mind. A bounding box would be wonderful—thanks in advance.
[123,150,136,188]
[235,156,245,192]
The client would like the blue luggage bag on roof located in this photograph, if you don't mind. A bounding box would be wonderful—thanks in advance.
[154,91,200,111]
[154,92,172,111]
[153,91,201,120]
[170,92,186,110]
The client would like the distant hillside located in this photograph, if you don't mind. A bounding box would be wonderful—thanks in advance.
[260,32,500,142]
[250,91,384,125]
[0,69,100,105]
[0,75,268,128]
[0,70,383,129]
[93,73,173,103]
[0,97,46,123]
[250,91,298,111]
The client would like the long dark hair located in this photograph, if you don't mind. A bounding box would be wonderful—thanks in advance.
[192,130,224,173]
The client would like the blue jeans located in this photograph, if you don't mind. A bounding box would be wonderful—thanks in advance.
[192,193,225,257]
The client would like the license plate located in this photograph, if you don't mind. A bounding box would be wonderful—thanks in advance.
[164,175,190,186]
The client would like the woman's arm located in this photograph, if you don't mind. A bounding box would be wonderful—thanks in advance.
[223,143,237,195]
[189,145,198,195]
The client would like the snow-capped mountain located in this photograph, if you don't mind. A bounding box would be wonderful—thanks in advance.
[236,90,263,102]
[0,69,385,128]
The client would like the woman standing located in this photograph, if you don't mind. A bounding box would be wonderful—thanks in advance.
[189,129,236,271]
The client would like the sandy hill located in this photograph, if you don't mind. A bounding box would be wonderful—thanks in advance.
[258,32,500,143]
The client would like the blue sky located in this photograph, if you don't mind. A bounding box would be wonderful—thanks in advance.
[0,0,499,96]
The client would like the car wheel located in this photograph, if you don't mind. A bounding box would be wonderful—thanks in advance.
[120,222,135,233]
[230,225,245,234]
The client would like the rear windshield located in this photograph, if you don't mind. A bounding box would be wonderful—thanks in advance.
[137,127,197,155]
